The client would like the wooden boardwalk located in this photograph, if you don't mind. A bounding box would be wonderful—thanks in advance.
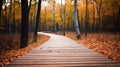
[5,32,120,67]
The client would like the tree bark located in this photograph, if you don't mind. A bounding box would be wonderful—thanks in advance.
[0,0,3,17]
[28,0,32,13]
[0,0,3,27]
[74,0,81,39]
[53,1,57,34]
[9,0,13,48]
[34,0,37,32]
[95,0,102,32]
[92,1,95,33]
[44,6,46,31]
[60,0,64,34]
[20,0,29,48]
[116,7,120,34]
[33,0,41,42]
[85,0,89,38]
[63,3,66,36]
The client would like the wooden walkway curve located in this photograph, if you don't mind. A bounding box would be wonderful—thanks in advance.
[5,32,120,67]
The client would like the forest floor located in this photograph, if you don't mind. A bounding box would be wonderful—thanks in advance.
[65,31,120,63]
[0,33,50,67]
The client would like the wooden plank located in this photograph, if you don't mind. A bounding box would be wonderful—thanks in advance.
[11,59,115,64]
[18,56,108,60]
[32,48,91,51]
[24,53,103,57]
[10,61,117,64]
[26,53,101,56]
[17,58,110,61]
[30,50,93,53]
[12,59,113,62]
[29,50,93,53]
[22,55,104,57]
[35,47,88,49]
[6,64,120,67]
[15,58,112,62]
[18,56,109,61]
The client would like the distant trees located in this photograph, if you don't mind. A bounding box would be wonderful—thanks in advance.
[74,0,81,39]
[33,0,41,42]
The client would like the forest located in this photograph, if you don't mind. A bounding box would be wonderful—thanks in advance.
[0,0,120,66]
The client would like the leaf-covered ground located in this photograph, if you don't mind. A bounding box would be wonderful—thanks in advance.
[0,33,50,67]
[66,32,120,63]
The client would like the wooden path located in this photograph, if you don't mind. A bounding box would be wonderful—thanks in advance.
[5,32,120,67]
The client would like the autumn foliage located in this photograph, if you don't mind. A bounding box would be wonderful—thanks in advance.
[66,32,120,63]
[0,33,50,66]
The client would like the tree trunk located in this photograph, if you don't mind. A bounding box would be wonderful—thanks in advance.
[63,2,66,36]
[44,6,46,31]
[53,1,57,34]
[77,8,81,33]
[28,0,32,32]
[60,0,64,34]
[116,7,120,34]
[33,0,41,42]
[74,0,81,39]
[92,2,95,33]
[0,0,3,17]
[95,0,102,32]
[9,0,13,48]
[20,0,29,48]
[34,0,37,32]
[28,0,32,13]
[85,0,88,38]
[0,0,3,30]
[13,3,16,33]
